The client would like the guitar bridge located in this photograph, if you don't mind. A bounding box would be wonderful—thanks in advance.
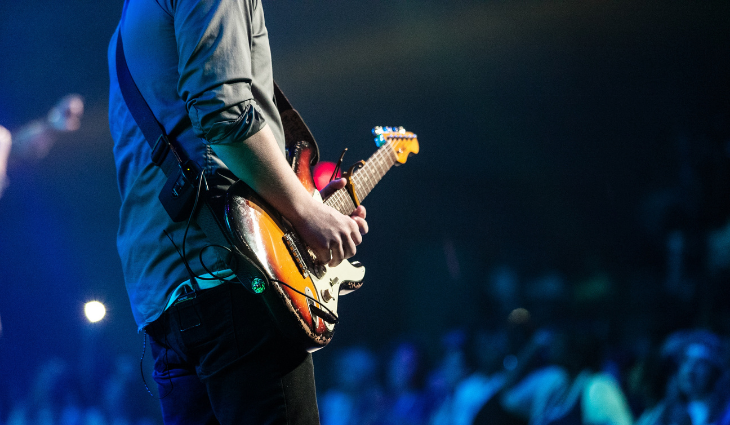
[283,233,309,278]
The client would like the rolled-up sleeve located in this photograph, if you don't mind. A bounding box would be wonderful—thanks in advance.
[173,0,265,145]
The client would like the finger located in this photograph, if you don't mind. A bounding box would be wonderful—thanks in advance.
[351,229,363,246]
[313,246,330,265]
[308,239,331,266]
[320,178,347,199]
[351,205,366,219]
[352,217,368,236]
[347,219,362,245]
[341,236,357,260]
[329,242,345,267]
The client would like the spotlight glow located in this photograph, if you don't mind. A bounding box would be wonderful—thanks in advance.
[84,301,106,323]
[313,161,340,191]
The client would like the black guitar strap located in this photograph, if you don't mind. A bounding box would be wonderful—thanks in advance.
[115,2,319,293]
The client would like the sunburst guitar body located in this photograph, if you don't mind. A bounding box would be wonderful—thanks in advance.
[223,127,419,352]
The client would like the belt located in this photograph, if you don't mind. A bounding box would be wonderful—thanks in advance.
[164,269,237,311]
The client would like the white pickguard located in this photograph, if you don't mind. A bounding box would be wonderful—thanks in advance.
[307,190,366,330]
[310,260,365,330]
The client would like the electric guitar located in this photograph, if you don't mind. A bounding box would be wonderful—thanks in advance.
[223,126,419,352]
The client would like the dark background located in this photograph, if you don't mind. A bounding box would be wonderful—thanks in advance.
[1,0,729,418]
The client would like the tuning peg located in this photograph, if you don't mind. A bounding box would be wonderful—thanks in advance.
[372,126,384,135]
[397,126,405,133]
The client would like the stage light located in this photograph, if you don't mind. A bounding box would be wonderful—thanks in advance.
[313,161,340,191]
[84,301,106,323]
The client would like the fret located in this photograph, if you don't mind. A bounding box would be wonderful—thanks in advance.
[353,169,369,200]
[319,129,417,219]
[374,149,388,177]
[350,140,397,202]
[325,187,356,216]
[335,191,347,213]
[359,166,374,197]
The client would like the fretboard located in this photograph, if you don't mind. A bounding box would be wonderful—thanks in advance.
[324,140,398,215]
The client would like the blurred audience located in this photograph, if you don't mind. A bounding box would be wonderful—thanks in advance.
[426,329,470,425]
[379,341,430,425]
[3,355,156,425]
[2,297,730,425]
[448,329,509,425]
[319,346,384,425]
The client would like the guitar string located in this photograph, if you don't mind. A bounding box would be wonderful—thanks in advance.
[361,138,397,196]
[352,138,397,201]
[325,137,402,214]
[353,143,380,199]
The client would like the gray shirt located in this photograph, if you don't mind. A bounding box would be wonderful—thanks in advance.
[108,0,285,330]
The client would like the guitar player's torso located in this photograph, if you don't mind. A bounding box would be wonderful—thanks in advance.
[109,0,286,331]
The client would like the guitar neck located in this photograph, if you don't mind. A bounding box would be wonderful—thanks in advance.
[324,140,398,215]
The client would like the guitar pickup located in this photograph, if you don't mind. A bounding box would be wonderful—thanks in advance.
[283,233,309,278]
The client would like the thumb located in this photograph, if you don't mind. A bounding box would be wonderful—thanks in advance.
[320,178,347,199]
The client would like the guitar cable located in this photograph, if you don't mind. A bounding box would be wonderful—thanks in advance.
[197,241,341,325]
[272,279,340,324]
[138,328,175,399]
[140,169,209,400]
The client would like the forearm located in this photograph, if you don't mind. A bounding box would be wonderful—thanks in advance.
[210,124,314,226]
[10,120,51,155]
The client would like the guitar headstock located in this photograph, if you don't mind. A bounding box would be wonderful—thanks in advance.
[372,126,420,164]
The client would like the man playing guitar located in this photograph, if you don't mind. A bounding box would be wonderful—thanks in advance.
[108,0,367,423]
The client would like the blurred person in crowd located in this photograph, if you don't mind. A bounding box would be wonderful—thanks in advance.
[0,94,84,199]
[380,340,430,425]
[475,328,633,425]
[473,329,553,425]
[427,329,471,425]
[449,328,510,425]
[319,346,384,425]
[624,343,676,419]
[637,330,730,425]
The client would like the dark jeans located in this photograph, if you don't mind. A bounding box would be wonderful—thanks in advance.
[146,282,320,425]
